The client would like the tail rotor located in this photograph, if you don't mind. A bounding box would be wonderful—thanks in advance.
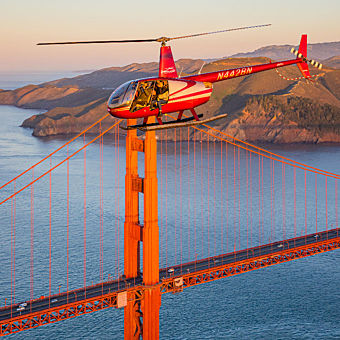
[290,47,323,70]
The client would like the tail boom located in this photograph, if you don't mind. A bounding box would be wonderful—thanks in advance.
[183,34,314,83]
[183,58,305,83]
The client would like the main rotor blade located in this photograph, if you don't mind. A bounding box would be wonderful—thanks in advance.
[37,38,158,45]
[37,24,271,46]
[168,24,272,41]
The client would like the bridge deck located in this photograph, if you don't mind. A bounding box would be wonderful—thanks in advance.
[1,228,339,336]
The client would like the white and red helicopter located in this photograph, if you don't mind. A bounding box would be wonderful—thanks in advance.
[38,25,322,131]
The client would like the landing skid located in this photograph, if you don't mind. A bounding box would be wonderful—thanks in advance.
[120,114,227,132]
[121,114,203,131]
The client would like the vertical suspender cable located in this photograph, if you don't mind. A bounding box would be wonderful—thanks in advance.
[115,127,118,280]
[14,181,16,304]
[99,126,102,281]
[270,160,273,241]
[180,129,183,270]
[99,124,103,282]
[117,127,120,278]
[174,129,177,264]
[261,156,264,243]
[213,139,216,256]
[201,131,203,258]
[226,142,229,253]
[160,131,163,268]
[233,145,236,252]
[166,129,168,268]
[283,164,286,239]
[336,180,338,236]
[115,126,118,279]
[207,136,210,259]
[49,158,52,306]
[273,160,274,240]
[220,141,223,253]
[258,155,261,248]
[67,146,69,302]
[114,126,117,278]
[335,179,339,236]
[101,128,104,282]
[304,170,307,237]
[246,150,249,251]
[11,181,16,306]
[193,130,197,267]
[30,169,34,301]
[84,134,87,294]
[325,177,328,232]
[282,164,285,239]
[250,153,252,248]
[294,168,296,241]
[187,128,190,261]
[11,188,13,312]
[315,174,318,234]
[273,160,275,240]
[238,147,241,250]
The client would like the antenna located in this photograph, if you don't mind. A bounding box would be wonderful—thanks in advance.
[198,61,206,75]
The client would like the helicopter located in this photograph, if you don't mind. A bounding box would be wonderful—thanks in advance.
[38,25,322,131]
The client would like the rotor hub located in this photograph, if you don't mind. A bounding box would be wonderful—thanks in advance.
[156,37,171,46]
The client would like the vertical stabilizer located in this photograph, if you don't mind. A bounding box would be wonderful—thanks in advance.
[296,34,311,78]
[298,34,307,57]
[159,46,178,78]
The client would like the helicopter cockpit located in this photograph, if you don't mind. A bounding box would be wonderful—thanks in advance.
[108,79,169,113]
[107,80,138,109]
[130,80,169,113]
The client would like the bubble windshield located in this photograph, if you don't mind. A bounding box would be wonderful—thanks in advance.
[108,81,138,109]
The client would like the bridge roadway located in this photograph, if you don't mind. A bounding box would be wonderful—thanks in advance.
[1,228,339,322]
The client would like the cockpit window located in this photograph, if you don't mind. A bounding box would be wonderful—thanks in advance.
[108,81,137,109]
[122,81,138,104]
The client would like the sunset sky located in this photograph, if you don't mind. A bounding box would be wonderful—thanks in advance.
[1,0,339,71]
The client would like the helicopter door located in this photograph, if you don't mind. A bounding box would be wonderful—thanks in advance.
[150,79,169,111]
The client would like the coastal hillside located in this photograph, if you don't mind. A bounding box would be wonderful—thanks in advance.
[0,56,339,143]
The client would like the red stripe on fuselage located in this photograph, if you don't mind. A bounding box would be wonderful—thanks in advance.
[169,88,212,101]
[108,94,210,119]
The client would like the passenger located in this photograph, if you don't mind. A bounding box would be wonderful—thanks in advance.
[151,80,169,116]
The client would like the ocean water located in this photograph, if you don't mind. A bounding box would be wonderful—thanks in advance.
[0,71,87,90]
[0,77,339,339]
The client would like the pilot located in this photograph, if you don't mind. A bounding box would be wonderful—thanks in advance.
[131,82,152,112]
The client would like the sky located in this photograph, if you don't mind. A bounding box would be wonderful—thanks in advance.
[1,0,340,72]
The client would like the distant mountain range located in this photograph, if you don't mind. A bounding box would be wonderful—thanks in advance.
[228,41,340,64]
[322,56,340,69]
[0,41,339,143]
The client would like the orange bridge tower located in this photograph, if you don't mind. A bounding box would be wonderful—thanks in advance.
[124,117,161,339]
